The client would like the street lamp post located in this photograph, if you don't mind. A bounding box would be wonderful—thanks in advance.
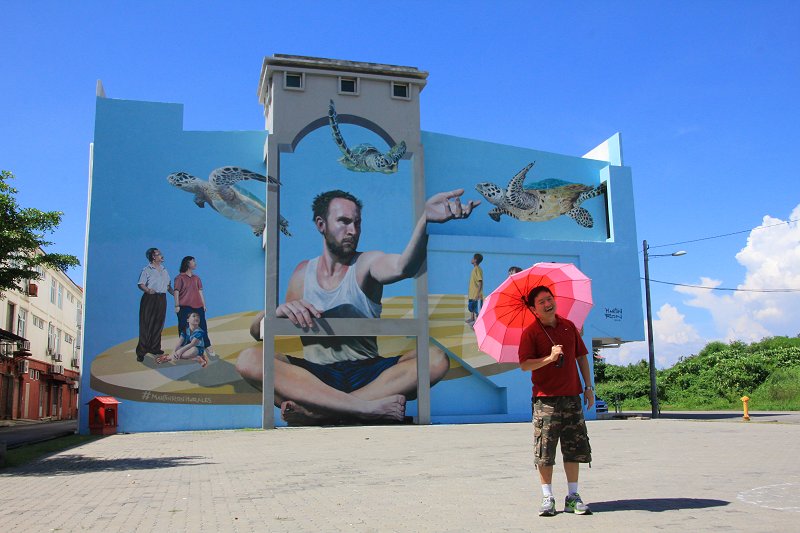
[643,240,686,419]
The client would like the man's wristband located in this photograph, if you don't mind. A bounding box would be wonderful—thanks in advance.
[584,386,593,391]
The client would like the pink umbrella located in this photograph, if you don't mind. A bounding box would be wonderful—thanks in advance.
[473,262,593,363]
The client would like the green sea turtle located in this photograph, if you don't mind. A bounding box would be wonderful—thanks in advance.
[167,166,291,237]
[475,162,606,228]
[328,99,406,173]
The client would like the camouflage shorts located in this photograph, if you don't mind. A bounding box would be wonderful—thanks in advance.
[532,396,592,466]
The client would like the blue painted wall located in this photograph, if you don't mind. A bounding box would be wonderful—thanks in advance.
[82,97,643,432]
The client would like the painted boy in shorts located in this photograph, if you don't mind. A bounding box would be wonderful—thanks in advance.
[157,312,209,367]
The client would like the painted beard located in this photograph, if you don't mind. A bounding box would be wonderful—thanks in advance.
[324,232,358,259]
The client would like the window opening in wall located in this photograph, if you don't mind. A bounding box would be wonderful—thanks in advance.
[392,82,410,99]
[17,308,27,338]
[33,315,44,329]
[284,72,304,90]
[47,323,55,353]
[57,284,63,309]
[50,279,57,304]
[6,302,15,331]
[339,77,358,94]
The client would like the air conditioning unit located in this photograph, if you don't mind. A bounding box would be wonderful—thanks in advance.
[54,353,63,362]
[1,344,13,357]
[72,381,80,389]
[27,282,38,297]
[47,347,54,356]
[53,364,63,374]
[18,360,29,374]
[71,357,80,368]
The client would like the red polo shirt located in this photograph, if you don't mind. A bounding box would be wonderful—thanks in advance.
[518,315,588,398]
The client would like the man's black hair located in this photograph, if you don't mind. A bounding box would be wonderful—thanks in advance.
[145,248,159,262]
[474,253,483,264]
[311,190,363,221]
[526,285,553,307]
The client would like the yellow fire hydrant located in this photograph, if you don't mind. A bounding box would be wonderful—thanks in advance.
[741,396,750,421]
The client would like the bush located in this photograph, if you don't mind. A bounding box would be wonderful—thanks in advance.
[598,336,800,411]
[749,367,800,410]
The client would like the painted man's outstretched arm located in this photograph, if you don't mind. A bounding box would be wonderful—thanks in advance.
[369,189,480,284]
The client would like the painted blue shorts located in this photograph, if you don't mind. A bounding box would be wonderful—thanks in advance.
[286,355,403,393]
[468,299,480,313]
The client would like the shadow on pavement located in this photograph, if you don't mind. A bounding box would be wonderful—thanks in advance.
[591,498,730,513]
[2,454,215,477]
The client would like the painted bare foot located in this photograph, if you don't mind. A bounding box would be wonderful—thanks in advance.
[156,354,172,364]
[280,400,337,426]
[196,354,209,368]
[361,394,406,422]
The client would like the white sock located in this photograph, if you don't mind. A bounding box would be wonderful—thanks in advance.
[568,482,579,495]
[541,484,553,498]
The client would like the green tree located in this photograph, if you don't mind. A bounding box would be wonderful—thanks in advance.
[0,170,80,296]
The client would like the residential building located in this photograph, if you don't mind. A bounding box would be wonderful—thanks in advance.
[0,252,82,420]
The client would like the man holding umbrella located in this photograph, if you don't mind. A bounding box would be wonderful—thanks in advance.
[519,285,594,517]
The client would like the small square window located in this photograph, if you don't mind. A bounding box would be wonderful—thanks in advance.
[339,77,358,95]
[392,82,410,99]
[284,72,304,90]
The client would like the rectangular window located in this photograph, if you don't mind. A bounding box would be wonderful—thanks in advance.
[64,333,73,344]
[57,284,63,309]
[284,72,304,90]
[392,82,410,99]
[338,77,358,95]
[32,315,45,329]
[56,328,62,355]
[17,308,27,338]
[67,291,74,303]
[47,323,56,352]
[7,302,15,332]
[50,279,57,304]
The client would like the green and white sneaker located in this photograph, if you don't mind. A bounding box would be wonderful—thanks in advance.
[564,493,591,514]
[538,496,556,517]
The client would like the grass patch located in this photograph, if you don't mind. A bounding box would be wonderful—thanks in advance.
[1,434,102,470]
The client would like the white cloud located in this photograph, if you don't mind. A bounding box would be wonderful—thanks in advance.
[677,204,800,343]
[602,303,703,368]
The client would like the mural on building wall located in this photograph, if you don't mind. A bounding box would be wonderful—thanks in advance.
[476,162,607,228]
[84,100,271,419]
[229,102,486,426]
[166,166,292,237]
[84,94,639,432]
[328,100,407,173]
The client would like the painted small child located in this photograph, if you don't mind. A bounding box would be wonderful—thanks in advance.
[157,312,209,367]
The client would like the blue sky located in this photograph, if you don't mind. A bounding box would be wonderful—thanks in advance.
[2,1,798,367]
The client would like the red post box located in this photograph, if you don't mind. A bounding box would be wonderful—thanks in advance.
[88,396,120,435]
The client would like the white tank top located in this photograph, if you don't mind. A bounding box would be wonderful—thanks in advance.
[301,255,382,364]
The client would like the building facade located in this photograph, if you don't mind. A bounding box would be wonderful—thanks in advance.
[80,55,644,433]
[0,254,82,420]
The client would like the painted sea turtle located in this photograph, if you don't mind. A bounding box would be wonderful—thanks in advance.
[167,166,291,237]
[475,162,606,228]
[328,99,406,173]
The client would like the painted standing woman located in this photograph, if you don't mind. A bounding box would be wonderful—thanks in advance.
[173,256,214,358]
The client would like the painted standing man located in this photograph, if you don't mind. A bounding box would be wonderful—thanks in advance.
[136,247,173,362]
[236,188,479,425]
[518,285,594,517]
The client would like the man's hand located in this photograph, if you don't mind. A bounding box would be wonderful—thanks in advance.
[549,344,564,364]
[425,189,480,223]
[584,388,595,409]
[276,299,322,329]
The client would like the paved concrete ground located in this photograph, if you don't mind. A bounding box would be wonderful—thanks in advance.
[0,415,798,532]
